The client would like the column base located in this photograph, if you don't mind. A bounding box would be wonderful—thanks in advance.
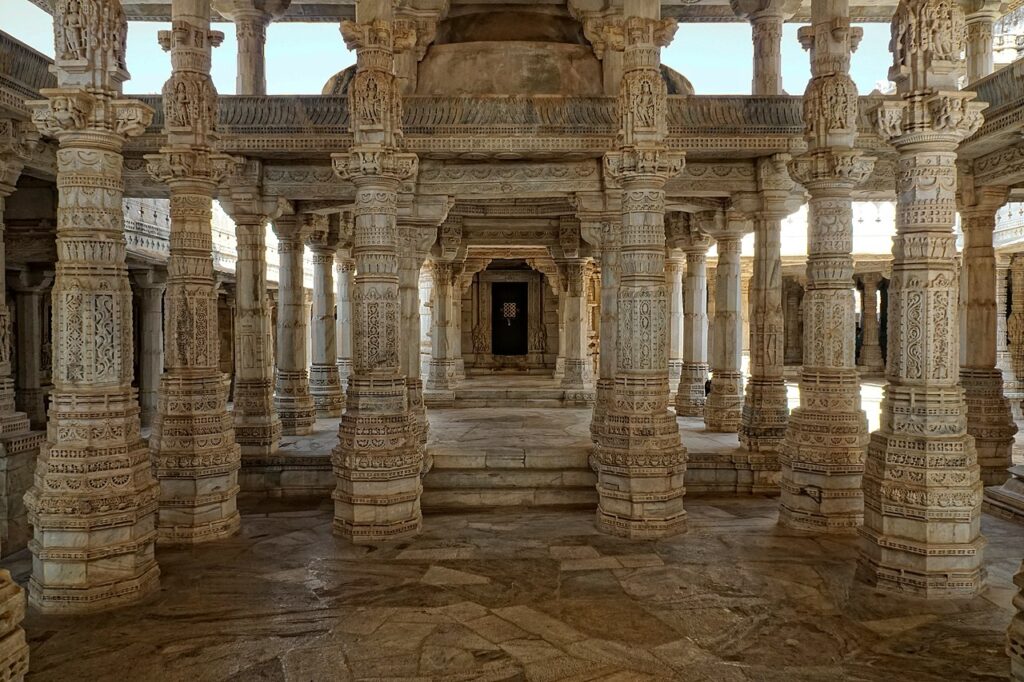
[859,386,986,599]
[151,375,242,546]
[704,371,743,432]
[590,379,613,446]
[332,376,423,544]
[674,363,708,417]
[857,344,885,375]
[1008,562,1024,680]
[559,360,593,392]
[28,563,161,615]
[738,377,788,453]
[668,360,683,399]
[961,368,1018,486]
[426,360,460,392]
[26,391,161,614]
[779,374,867,533]
[0,429,43,557]
[983,465,1024,523]
[0,571,27,681]
[275,370,317,435]
[593,379,687,540]
[310,364,345,418]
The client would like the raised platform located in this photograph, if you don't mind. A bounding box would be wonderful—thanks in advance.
[424,376,594,408]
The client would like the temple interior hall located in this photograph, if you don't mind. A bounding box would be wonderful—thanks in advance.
[4,0,1024,679]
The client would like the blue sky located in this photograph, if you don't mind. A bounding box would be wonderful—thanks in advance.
[3,0,892,95]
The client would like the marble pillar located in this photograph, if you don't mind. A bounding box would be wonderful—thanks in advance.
[559,259,594,392]
[590,221,619,448]
[732,0,797,96]
[26,0,160,611]
[857,273,885,374]
[308,232,344,418]
[331,4,421,543]
[595,4,687,539]
[996,255,1022,419]
[11,271,53,430]
[860,0,987,597]
[129,270,164,428]
[426,261,460,393]
[212,0,290,96]
[554,293,567,380]
[964,1,1000,83]
[960,183,1016,487]
[666,250,685,395]
[335,248,354,395]
[676,235,710,417]
[1010,254,1024,416]
[272,214,316,435]
[1010,561,1024,680]
[146,0,241,546]
[779,0,873,533]
[221,185,282,456]
[739,163,796,455]
[783,278,803,366]
[703,213,747,433]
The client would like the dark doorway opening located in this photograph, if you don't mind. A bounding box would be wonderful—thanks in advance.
[491,282,529,355]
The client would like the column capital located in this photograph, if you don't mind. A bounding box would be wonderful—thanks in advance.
[273,212,314,243]
[7,269,54,294]
[0,119,40,194]
[128,267,166,292]
[213,0,291,24]
[730,0,800,22]
[859,271,883,289]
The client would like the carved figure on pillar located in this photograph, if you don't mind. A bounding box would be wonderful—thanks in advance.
[221,163,283,456]
[307,215,345,418]
[331,4,422,543]
[272,213,317,435]
[145,0,241,546]
[860,0,988,597]
[779,0,875,533]
[595,7,687,539]
[26,0,160,611]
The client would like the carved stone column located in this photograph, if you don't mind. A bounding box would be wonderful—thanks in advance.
[1010,561,1024,680]
[26,0,159,611]
[857,272,885,374]
[1010,254,1024,416]
[146,0,240,546]
[783,278,803,365]
[587,219,619,447]
[426,261,461,393]
[731,0,799,95]
[959,182,1016,487]
[964,0,1000,83]
[10,270,52,431]
[212,0,291,95]
[331,5,422,543]
[675,225,710,417]
[129,270,164,428]
[860,0,988,597]
[272,214,316,435]
[703,212,747,433]
[308,220,344,418]
[779,0,873,533]
[595,6,686,539]
[221,176,282,456]
[335,248,355,395]
[739,160,798,455]
[558,259,594,392]
[665,250,685,394]
[996,255,1021,418]
[554,292,567,380]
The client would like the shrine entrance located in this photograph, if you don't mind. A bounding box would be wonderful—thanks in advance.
[491,282,529,356]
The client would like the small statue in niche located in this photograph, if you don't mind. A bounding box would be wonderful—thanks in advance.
[60,0,86,60]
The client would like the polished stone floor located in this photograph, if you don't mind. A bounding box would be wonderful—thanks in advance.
[8,495,1023,681]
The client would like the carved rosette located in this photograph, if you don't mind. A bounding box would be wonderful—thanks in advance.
[859,0,988,598]
[25,40,160,610]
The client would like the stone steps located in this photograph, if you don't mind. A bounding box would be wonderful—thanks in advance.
[425,386,594,408]
[422,445,597,511]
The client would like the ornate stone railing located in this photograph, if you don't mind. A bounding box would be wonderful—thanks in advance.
[963,59,1024,149]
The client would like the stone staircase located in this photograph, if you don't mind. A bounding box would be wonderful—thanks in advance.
[422,444,598,511]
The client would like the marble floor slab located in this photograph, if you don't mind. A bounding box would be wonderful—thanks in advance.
[6,495,1022,681]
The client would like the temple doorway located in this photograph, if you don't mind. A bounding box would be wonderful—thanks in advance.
[491,281,529,355]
